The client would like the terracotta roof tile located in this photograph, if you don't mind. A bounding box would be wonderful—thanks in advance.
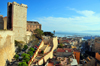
[57,48,65,52]
[64,48,73,52]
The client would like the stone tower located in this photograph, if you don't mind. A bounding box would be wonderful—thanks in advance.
[0,15,4,29]
[7,2,28,41]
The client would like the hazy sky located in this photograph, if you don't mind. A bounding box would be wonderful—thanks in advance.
[0,0,100,34]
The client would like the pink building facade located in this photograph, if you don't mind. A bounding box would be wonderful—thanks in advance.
[27,21,41,34]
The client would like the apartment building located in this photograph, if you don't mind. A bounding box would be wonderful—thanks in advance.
[94,37,100,53]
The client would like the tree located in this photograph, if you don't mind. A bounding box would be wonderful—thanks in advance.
[34,29,44,39]
[22,60,26,62]
[23,45,28,50]
[18,62,28,66]
[15,40,24,53]
[21,53,30,57]
[53,30,55,36]
[23,55,30,63]
[17,45,22,52]
[29,48,35,52]
[21,53,26,57]
[43,32,54,37]
[21,53,30,63]
[27,51,34,56]
[58,44,63,48]
[15,40,20,46]
[23,55,30,60]
[14,54,19,60]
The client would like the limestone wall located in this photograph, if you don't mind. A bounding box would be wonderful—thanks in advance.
[33,41,44,59]
[37,37,58,65]
[28,41,44,65]
[0,31,15,66]
[3,17,7,30]
[28,37,58,66]
[25,31,32,43]
[11,2,27,41]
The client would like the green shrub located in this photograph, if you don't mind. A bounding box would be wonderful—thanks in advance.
[29,48,35,51]
[58,43,63,48]
[23,45,28,50]
[14,54,19,60]
[15,40,20,46]
[18,62,28,66]
[27,51,34,56]
[21,53,27,57]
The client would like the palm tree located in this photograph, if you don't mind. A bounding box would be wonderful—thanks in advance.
[53,30,55,36]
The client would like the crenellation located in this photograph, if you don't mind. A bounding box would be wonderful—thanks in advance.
[12,2,27,8]
[7,1,28,42]
[7,2,12,6]
[21,4,28,8]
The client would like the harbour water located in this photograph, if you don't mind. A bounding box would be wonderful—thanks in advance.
[55,32,100,40]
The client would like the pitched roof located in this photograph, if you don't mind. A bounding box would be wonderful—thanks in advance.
[57,48,73,52]
[57,48,65,52]
[64,48,73,52]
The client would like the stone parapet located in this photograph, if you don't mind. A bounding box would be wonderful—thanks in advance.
[12,2,28,8]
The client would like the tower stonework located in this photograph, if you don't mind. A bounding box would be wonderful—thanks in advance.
[0,15,4,29]
[7,2,12,29]
[7,2,28,41]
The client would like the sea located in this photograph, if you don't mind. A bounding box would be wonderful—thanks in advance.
[54,32,100,40]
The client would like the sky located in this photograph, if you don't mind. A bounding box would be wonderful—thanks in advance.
[0,0,100,35]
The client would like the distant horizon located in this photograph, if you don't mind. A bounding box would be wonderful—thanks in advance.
[54,32,100,37]
[49,31,100,36]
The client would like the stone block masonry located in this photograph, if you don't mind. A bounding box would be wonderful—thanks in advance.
[7,2,28,41]
[0,15,4,29]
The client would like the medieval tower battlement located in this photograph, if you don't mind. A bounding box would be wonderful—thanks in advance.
[7,2,28,41]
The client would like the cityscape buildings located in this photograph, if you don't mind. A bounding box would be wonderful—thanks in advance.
[0,1,100,66]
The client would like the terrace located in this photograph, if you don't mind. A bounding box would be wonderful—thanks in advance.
[28,37,58,66]
[30,41,52,66]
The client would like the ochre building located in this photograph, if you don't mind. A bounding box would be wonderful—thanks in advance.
[27,21,41,34]
[94,37,100,53]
